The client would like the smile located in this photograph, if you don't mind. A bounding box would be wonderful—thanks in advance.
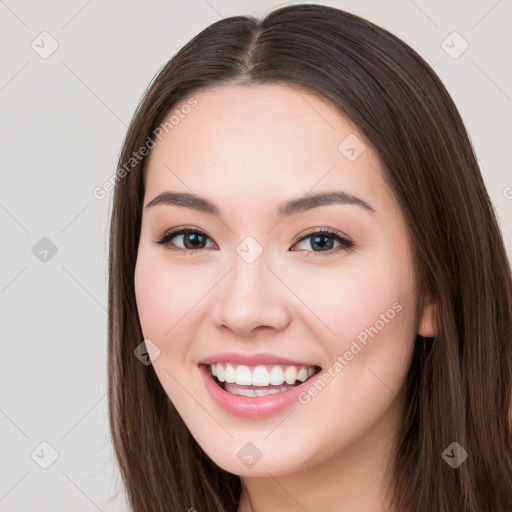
[199,362,323,418]
[209,362,319,396]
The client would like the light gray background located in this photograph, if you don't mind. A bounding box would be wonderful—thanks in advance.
[1,0,511,510]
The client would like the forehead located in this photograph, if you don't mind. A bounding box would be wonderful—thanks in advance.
[143,83,389,216]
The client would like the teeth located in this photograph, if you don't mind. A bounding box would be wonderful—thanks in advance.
[284,366,297,385]
[254,388,281,397]
[297,368,308,382]
[235,365,253,385]
[224,364,236,383]
[216,364,225,382]
[209,362,318,387]
[269,366,284,386]
[225,385,294,397]
[252,365,270,386]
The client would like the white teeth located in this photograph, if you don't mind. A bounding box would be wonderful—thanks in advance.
[284,366,297,385]
[227,387,257,397]
[209,362,318,387]
[297,368,308,382]
[254,388,281,396]
[235,365,253,385]
[224,363,236,383]
[224,383,295,397]
[269,366,285,385]
[252,366,270,386]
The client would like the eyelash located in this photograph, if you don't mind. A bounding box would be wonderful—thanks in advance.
[154,226,354,257]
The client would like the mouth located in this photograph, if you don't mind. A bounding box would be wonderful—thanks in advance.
[202,362,322,397]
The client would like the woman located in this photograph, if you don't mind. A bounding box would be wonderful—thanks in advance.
[107,4,512,511]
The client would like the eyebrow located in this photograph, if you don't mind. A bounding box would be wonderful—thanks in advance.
[144,190,375,217]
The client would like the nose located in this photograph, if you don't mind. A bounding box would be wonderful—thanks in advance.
[211,251,292,337]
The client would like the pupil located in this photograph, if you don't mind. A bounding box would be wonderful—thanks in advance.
[311,235,333,251]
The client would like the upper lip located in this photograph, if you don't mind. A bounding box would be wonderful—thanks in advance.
[199,352,321,368]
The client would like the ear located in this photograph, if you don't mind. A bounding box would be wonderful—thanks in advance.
[418,296,438,338]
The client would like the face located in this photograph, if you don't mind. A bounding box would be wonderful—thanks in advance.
[134,83,434,477]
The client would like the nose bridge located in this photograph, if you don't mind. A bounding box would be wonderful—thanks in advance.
[213,237,291,335]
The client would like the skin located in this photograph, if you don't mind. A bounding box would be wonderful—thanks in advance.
[134,83,437,512]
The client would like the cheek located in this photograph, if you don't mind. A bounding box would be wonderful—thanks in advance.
[134,249,227,392]
[133,253,207,414]
[310,249,418,414]
[134,252,197,353]
[295,258,412,354]
[291,246,419,409]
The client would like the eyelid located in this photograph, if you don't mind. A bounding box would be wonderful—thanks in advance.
[294,226,352,244]
[154,226,217,251]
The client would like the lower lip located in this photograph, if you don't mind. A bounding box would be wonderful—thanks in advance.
[198,364,322,419]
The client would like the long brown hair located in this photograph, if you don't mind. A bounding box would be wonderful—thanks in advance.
[107,4,512,511]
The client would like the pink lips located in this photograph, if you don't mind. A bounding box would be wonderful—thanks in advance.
[199,351,318,367]
[198,361,322,419]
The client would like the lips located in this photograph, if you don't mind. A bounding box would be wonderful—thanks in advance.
[198,355,324,419]
[199,351,320,367]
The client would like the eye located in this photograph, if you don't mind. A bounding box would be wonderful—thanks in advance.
[291,228,354,257]
[154,226,354,257]
[154,227,216,254]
